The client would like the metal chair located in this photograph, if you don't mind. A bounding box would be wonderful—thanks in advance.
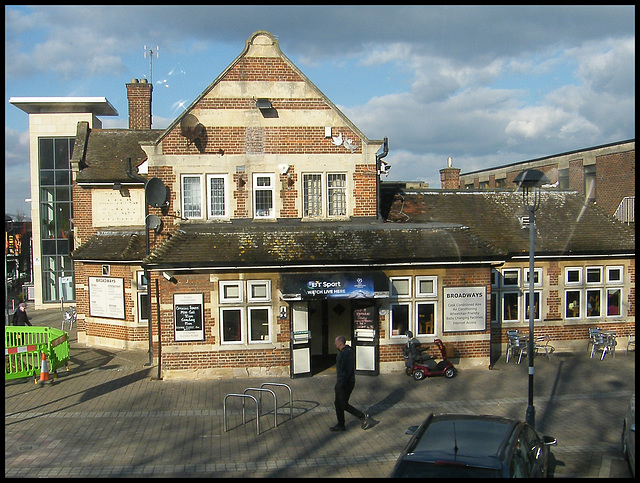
[587,327,600,354]
[627,333,635,355]
[534,334,554,361]
[505,330,519,363]
[591,332,617,360]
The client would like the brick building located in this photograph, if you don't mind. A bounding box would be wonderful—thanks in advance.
[458,140,635,224]
[64,31,634,379]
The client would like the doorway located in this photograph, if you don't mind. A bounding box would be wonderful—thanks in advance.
[308,299,351,375]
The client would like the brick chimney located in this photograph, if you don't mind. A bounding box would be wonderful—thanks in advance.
[440,157,461,189]
[126,79,153,130]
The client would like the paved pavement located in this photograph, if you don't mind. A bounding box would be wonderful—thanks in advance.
[5,307,635,478]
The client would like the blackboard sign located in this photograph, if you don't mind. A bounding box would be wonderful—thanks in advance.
[174,293,204,341]
[354,304,375,330]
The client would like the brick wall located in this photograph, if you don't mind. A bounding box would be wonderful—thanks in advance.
[596,149,636,216]
[126,80,152,130]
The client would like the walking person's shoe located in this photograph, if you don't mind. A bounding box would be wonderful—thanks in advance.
[330,424,346,432]
[361,412,371,430]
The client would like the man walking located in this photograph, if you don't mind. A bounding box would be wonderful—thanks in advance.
[330,335,371,431]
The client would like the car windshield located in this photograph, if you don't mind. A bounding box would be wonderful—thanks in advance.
[392,460,502,478]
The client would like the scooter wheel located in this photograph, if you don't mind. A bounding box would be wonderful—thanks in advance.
[444,367,456,378]
[413,369,425,381]
[405,367,413,377]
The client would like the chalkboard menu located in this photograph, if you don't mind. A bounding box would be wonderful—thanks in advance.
[354,304,375,330]
[174,293,204,341]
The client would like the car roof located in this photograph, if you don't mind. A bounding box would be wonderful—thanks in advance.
[406,414,519,468]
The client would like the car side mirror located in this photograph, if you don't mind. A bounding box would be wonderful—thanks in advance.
[543,435,557,446]
[405,425,419,435]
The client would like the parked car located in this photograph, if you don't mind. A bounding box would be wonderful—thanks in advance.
[622,394,635,476]
[390,413,557,478]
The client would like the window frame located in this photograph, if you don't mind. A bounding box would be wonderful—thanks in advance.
[565,267,582,285]
[206,174,229,219]
[219,281,243,304]
[565,289,581,319]
[415,301,437,337]
[586,288,602,318]
[524,290,542,321]
[606,266,624,284]
[181,174,204,219]
[253,173,276,219]
[390,277,412,299]
[247,280,271,303]
[327,172,347,217]
[524,268,542,287]
[390,302,411,338]
[585,266,603,285]
[248,306,272,343]
[502,291,521,322]
[220,307,244,344]
[501,269,520,287]
[606,288,622,317]
[415,276,437,298]
[302,173,323,218]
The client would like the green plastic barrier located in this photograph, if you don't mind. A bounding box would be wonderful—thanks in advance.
[5,326,70,383]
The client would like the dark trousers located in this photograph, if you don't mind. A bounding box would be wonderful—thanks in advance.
[334,381,364,426]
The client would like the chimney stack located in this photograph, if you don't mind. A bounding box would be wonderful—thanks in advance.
[440,157,461,189]
[126,79,153,130]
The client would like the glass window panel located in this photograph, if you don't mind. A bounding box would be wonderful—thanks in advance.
[138,292,150,322]
[328,173,346,216]
[254,174,274,218]
[491,293,497,322]
[587,289,601,317]
[606,266,623,283]
[303,174,322,217]
[249,308,270,342]
[503,292,519,321]
[222,309,242,342]
[524,291,540,320]
[55,170,71,185]
[566,268,581,284]
[56,186,71,201]
[208,176,226,217]
[224,285,239,299]
[586,267,602,284]
[40,170,55,186]
[391,303,410,337]
[42,240,57,255]
[182,176,202,218]
[39,138,54,169]
[566,290,581,318]
[54,138,70,169]
[416,302,435,336]
[503,270,519,286]
[606,289,621,316]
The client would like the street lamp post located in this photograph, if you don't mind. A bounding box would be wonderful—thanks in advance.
[513,169,550,430]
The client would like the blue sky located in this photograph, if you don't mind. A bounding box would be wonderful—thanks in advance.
[5,5,635,217]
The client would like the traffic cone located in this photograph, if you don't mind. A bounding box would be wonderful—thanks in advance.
[38,352,52,385]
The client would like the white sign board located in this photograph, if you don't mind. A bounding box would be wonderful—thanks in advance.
[89,277,125,319]
[443,286,486,332]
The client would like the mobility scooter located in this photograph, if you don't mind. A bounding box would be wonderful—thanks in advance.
[403,331,456,380]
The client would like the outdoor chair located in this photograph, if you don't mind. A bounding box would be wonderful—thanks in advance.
[534,335,554,361]
[591,332,617,360]
[626,333,635,355]
[587,327,600,354]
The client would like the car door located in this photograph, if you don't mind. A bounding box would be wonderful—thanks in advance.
[521,425,547,477]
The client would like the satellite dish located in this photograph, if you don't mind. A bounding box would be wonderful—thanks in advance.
[145,177,168,208]
[180,113,205,141]
[145,214,162,233]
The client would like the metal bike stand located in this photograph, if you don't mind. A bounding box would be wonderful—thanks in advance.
[244,387,277,428]
[260,382,293,421]
[224,393,260,435]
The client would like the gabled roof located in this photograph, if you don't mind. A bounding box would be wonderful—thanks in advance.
[381,184,635,257]
[154,31,377,147]
[72,121,163,184]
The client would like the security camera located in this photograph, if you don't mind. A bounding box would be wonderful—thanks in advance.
[162,272,178,284]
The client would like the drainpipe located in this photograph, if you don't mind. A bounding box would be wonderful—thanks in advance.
[376,137,389,220]
[126,158,154,367]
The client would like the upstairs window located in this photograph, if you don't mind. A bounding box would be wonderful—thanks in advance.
[327,173,346,216]
[303,174,322,217]
[253,173,275,219]
[207,174,228,218]
[182,175,203,219]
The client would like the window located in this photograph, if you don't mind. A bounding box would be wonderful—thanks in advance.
[566,290,581,318]
[219,281,243,303]
[390,302,410,337]
[253,173,275,218]
[182,175,203,219]
[524,268,542,286]
[137,271,150,323]
[248,280,271,303]
[586,289,602,317]
[221,307,243,343]
[249,307,271,342]
[606,266,623,284]
[502,269,520,287]
[390,277,411,298]
[490,292,497,322]
[303,174,322,217]
[565,267,582,285]
[327,173,346,216]
[39,137,75,303]
[524,291,541,320]
[416,302,436,336]
[606,288,622,316]
[585,267,602,284]
[207,174,228,218]
[502,292,520,322]
[416,276,437,297]
[491,269,499,287]
[584,164,596,202]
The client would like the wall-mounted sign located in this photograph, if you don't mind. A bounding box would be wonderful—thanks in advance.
[174,293,204,341]
[89,277,125,320]
[281,273,388,300]
[443,286,486,332]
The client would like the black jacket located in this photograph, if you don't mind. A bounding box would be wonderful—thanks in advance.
[12,308,31,326]
[336,345,356,387]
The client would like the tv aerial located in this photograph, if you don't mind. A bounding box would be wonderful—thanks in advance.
[144,45,159,85]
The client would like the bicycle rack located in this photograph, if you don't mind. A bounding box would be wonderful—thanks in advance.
[223,382,293,435]
[243,387,278,428]
[223,394,260,435]
[260,382,293,421]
